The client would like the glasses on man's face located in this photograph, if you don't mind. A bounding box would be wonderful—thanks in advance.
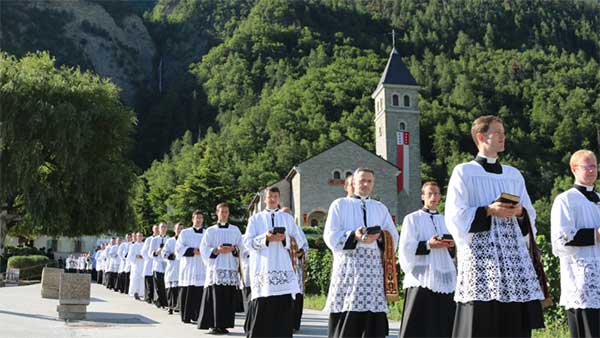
[576,164,598,171]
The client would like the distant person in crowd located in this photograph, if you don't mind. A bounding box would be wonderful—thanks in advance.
[281,206,309,333]
[163,223,183,315]
[445,115,544,337]
[344,174,354,197]
[95,243,106,285]
[142,225,159,304]
[324,168,399,338]
[128,232,146,300]
[398,181,456,338]
[198,203,243,334]
[107,237,121,290]
[551,150,600,338]
[117,233,132,293]
[150,223,169,308]
[244,187,305,338]
[176,210,207,324]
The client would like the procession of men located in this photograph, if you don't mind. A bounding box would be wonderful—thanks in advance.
[77,115,598,338]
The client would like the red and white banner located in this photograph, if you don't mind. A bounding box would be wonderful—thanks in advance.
[396,131,409,192]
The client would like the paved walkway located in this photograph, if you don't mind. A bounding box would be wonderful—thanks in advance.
[0,283,400,338]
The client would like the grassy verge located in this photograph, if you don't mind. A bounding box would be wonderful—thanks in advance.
[304,294,569,336]
[303,294,404,321]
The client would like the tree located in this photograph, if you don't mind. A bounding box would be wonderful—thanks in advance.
[0,51,137,250]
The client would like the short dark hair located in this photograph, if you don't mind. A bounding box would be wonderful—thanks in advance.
[266,186,280,195]
[192,210,203,217]
[471,115,503,145]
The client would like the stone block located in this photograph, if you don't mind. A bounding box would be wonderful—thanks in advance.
[59,273,91,305]
[41,267,63,299]
[56,304,87,313]
[58,311,86,320]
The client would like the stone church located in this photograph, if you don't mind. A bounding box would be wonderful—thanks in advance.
[249,47,421,226]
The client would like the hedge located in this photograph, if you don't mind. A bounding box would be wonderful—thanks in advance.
[1,245,46,273]
[7,255,50,280]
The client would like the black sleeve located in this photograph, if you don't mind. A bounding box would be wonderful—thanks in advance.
[415,241,430,255]
[565,228,596,246]
[448,247,456,259]
[469,206,492,233]
[343,232,358,250]
[232,247,239,257]
[516,209,531,236]
[376,235,385,251]
[183,248,195,257]
[167,253,176,260]
[209,250,218,259]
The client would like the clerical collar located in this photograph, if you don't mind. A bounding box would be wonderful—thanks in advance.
[475,155,502,174]
[265,208,279,212]
[421,207,439,215]
[192,226,205,233]
[217,223,229,228]
[352,195,370,201]
[575,182,594,192]
[573,184,600,204]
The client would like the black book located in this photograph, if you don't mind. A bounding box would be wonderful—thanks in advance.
[496,192,520,205]
[272,227,286,234]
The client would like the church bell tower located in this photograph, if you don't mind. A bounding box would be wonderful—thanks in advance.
[371,45,422,221]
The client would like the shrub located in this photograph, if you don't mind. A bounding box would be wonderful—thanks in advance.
[7,255,50,280]
[305,249,333,295]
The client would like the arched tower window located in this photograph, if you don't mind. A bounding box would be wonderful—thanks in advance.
[403,95,410,107]
[392,94,399,106]
[398,121,406,130]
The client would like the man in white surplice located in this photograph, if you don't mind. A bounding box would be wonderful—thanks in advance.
[324,168,399,338]
[244,186,305,338]
[127,232,145,299]
[163,223,182,315]
[551,149,600,337]
[398,181,456,338]
[445,115,544,338]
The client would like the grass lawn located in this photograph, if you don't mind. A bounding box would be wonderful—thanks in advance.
[304,294,569,337]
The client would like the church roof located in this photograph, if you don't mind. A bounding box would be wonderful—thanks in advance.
[285,139,400,181]
[377,48,417,86]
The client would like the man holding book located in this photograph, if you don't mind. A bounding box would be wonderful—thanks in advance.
[398,181,456,338]
[445,115,544,337]
[551,149,600,337]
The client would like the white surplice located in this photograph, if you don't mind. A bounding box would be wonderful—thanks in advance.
[162,236,179,288]
[398,209,456,294]
[445,160,543,303]
[551,187,600,309]
[200,224,243,287]
[176,227,206,287]
[244,209,304,300]
[323,196,399,313]
[127,242,145,296]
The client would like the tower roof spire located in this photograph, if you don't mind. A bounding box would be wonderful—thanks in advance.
[377,31,417,86]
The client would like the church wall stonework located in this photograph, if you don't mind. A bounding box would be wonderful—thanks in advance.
[297,141,399,224]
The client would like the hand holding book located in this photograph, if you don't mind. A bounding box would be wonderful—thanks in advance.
[487,192,523,218]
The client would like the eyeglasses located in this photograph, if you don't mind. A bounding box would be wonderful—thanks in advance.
[576,164,598,171]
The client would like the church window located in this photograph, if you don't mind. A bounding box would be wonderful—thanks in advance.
[398,121,406,130]
[404,95,410,107]
[392,94,399,106]
[333,170,341,180]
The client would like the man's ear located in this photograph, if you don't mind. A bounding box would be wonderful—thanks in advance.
[475,132,485,145]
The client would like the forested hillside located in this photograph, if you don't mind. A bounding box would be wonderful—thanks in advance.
[1,0,599,229]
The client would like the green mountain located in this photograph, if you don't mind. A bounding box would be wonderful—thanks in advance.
[2,0,599,227]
